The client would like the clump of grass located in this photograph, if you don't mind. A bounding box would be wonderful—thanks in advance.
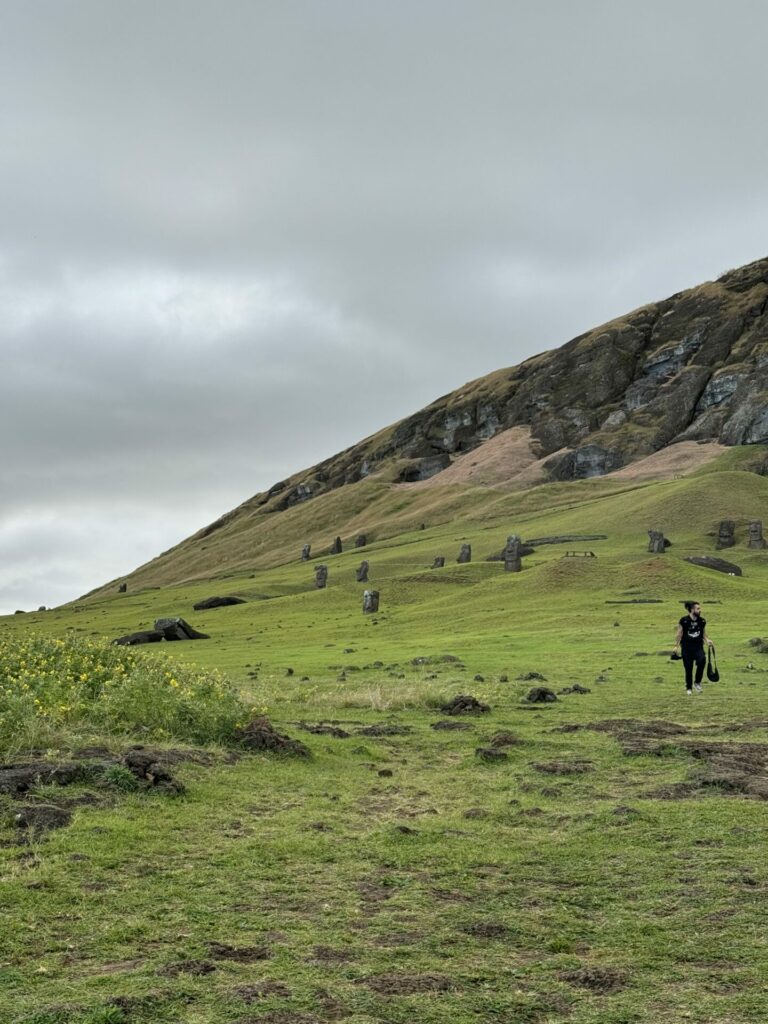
[0,634,252,755]
[336,679,450,711]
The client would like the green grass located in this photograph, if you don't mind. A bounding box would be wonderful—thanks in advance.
[3,455,768,1022]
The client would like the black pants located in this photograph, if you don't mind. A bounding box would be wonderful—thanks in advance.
[682,647,705,689]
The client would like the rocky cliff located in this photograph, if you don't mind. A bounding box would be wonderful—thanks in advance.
[218,255,768,528]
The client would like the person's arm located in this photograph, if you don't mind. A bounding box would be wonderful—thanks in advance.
[674,623,683,651]
[704,629,713,647]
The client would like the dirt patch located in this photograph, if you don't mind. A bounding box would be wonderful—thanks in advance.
[630,739,768,800]
[489,731,521,747]
[554,719,689,738]
[357,724,412,736]
[233,717,310,756]
[234,981,291,1002]
[476,747,508,762]
[157,958,217,977]
[358,972,455,995]
[207,941,271,962]
[560,965,629,994]
[439,694,491,715]
[462,921,510,938]
[310,945,357,962]
[297,723,351,738]
[13,803,72,835]
[532,761,593,775]
[431,720,474,731]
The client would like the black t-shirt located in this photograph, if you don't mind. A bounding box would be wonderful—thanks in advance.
[679,615,706,649]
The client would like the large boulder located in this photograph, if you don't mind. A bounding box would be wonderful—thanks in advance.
[192,596,247,611]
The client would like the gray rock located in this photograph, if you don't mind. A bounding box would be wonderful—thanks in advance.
[647,530,666,554]
[113,630,165,646]
[716,520,736,549]
[398,453,451,482]
[685,555,742,576]
[748,520,766,549]
[153,617,210,641]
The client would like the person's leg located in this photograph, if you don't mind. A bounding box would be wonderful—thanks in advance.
[694,649,706,688]
[682,652,694,691]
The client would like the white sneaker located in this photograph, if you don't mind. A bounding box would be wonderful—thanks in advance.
[686,689,692,696]
[694,683,703,693]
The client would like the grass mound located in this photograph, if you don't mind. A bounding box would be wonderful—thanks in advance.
[0,634,251,755]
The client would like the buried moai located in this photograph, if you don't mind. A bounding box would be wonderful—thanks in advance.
[356,560,369,582]
[355,534,367,548]
[314,564,328,589]
[330,536,343,555]
[118,583,127,593]
[647,530,667,554]
[716,520,736,549]
[301,543,311,561]
[748,520,766,549]
[504,535,522,573]
[362,589,380,614]
[432,556,445,569]
[457,543,472,564]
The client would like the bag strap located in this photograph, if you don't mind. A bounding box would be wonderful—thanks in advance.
[708,645,717,668]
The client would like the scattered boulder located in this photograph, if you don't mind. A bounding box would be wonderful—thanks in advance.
[476,747,508,762]
[525,687,558,703]
[748,520,766,549]
[431,556,445,568]
[439,694,491,715]
[558,684,591,694]
[315,564,328,589]
[517,671,547,682]
[232,717,310,757]
[301,543,311,561]
[0,761,87,795]
[356,560,369,583]
[153,617,210,641]
[192,596,246,611]
[685,555,742,576]
[716,520,736,549]
[113,630,165,646]
[15,804,72,835]
[457,543,472,564]
[362,590,379,614]
[123,749,185,793]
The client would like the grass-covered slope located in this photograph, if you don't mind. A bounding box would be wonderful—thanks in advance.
[2,454,768,1023]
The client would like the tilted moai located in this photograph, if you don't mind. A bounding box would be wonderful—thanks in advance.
[314,564,328,589]
[301,543,311,561]
[432,556,445,568]
[355,534,367,548]
[457,543,472,564]
[748,520,767,549]
[647,530,666,554]
[362,589,379,614]
[331,536,342,554]
[716,520,736,549]
[356,560,369,582]
[504,534,522,573]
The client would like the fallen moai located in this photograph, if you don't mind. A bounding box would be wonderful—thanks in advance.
[685,556,742,576]
[153,617,210,641]
[193,596,247,610]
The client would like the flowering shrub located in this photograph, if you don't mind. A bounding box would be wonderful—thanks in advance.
[0,634,251,753]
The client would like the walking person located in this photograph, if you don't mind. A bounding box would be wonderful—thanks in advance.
[674,600,713,695]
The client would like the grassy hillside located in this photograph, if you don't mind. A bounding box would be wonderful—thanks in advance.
[2,453,768,1023]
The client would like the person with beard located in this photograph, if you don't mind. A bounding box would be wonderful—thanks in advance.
[674,600,713,695]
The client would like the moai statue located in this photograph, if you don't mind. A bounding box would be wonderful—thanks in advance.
[356,560,369,582]
[716,520,736,549]
[331,536,342,554]
[432,556,445,568]
[118,583,127,593]
[355,534,367,548]
[314,564,328,589]
[504,534,522,573]
[363,589,380,614]
[301,543,311,561]
[457,543,472,564]
[647,530,666,554]
[748,520,767,549]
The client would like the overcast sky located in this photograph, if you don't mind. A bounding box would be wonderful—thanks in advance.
[1,0,767,613]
